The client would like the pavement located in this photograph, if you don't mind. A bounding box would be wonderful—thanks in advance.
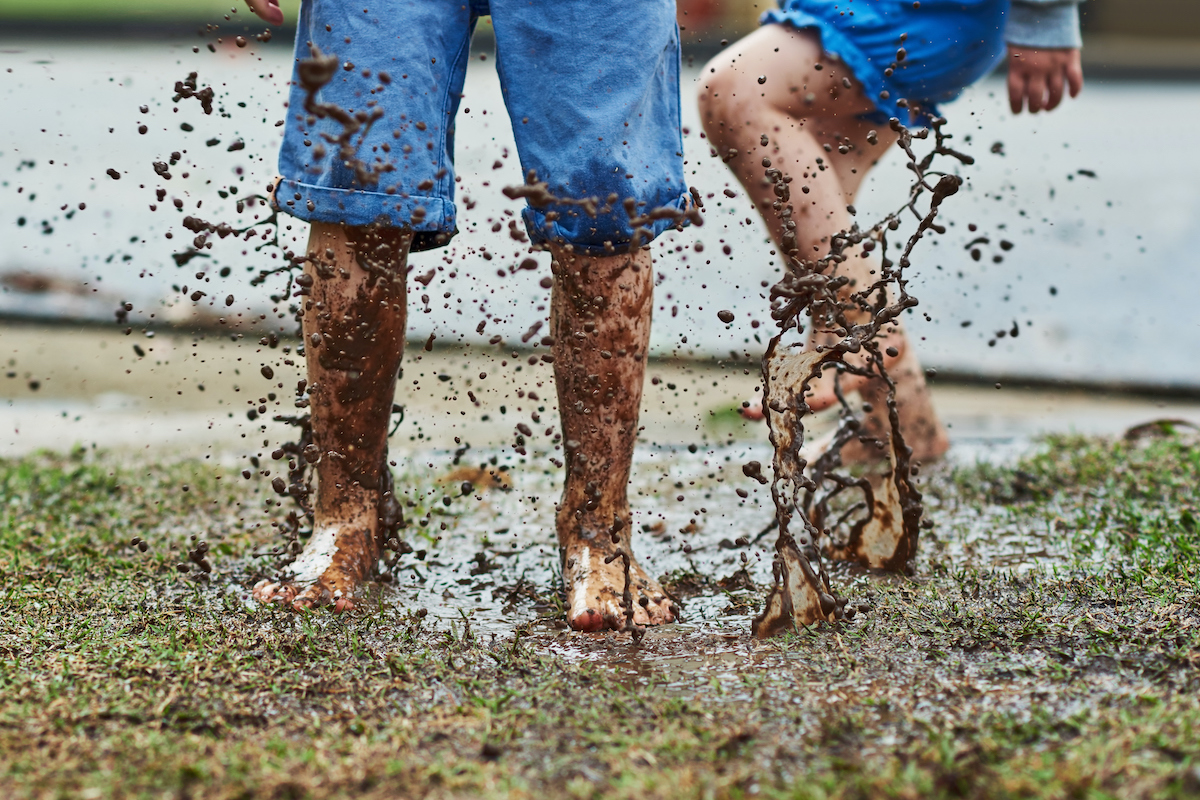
[2,37,1199,393]
[2,323,1197,462]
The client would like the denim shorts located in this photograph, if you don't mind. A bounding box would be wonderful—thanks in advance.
[763,0,1008,124]
[275,0,690,254]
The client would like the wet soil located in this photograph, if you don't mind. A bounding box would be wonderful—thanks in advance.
[2,433,1198,798]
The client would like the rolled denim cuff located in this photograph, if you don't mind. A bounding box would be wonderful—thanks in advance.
[1006,2,1083,50]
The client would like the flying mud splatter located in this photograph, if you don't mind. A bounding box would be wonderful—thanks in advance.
[167,41,703,618]
[753,118,973,638]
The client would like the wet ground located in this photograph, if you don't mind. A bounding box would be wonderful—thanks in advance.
[2,37,1200,391]
[4,319,1197,649]
[3,426,1198,798]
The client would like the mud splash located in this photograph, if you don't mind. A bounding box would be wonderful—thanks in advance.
[167,38,703,619]
[753,119,973,637]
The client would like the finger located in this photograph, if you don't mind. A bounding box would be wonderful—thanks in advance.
[1066,52,1084,98]
[245,0,284,25]
[1007,66,1026,114]
[1026,73,1047,113]
[1045,68,1064,111]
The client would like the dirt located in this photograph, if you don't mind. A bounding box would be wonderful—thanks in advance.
[1,432,1198,797]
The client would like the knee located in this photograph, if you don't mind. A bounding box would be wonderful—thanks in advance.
[696,57,742,138]
[698,56,790,149]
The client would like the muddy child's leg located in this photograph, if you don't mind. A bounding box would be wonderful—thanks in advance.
[698,25,947,462]
[549,245,675,631]
[836,344,949,464]
[254,222,409,612]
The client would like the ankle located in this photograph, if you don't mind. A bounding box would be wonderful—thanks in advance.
[557,503,630,547]
[314,480,377,521]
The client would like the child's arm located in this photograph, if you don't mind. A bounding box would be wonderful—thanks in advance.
[1005,0,1084,114]
[244,0,284,25]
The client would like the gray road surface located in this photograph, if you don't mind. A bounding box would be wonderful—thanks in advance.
[2,37,1198,389]
[3,324,1197,460]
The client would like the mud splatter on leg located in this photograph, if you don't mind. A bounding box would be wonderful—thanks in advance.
[549,245,675,632]
[253,221,409,611]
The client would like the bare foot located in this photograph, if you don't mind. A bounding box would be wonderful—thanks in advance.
[839,342,949,465]
[252,508,378,613]
[561,533,675,632]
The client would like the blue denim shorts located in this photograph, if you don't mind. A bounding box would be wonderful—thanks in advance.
[763,0,1008,124]
[275,0,689,254]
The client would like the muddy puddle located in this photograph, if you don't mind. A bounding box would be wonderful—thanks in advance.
[207,435,1126,676]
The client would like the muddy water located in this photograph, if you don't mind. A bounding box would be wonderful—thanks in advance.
[741,117,977,635]
[263,442,797,645]
[224,435,1136,673]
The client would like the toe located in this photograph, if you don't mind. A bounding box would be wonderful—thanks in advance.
[333,596,356,614]
[253,580,296,606]
[252,580,274,603]
[569,608,605,632]
[290,583,326,611]
[635,597,675,626]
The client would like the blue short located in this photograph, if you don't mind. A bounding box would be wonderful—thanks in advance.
[763,0,1008,124]
[275,0,689,254]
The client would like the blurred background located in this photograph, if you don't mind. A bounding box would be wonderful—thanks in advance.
[1,0,1198,457]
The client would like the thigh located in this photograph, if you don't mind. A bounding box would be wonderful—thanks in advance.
[488,0,690,253]
[763,0,1007,121]
[710,24,881,120]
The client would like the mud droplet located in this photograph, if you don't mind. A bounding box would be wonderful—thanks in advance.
[742,461,769,485]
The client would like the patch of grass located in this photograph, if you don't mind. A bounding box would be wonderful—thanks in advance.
[0,435,1198,799]
[932,432,1200,577]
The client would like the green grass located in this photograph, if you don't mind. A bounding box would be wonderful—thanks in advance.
[0,433,1198,799]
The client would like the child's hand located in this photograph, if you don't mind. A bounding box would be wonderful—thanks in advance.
[244,0,284,25]
[1006,47,1083,114]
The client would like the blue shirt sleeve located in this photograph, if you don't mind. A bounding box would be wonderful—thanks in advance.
[1006,0,1083,49]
